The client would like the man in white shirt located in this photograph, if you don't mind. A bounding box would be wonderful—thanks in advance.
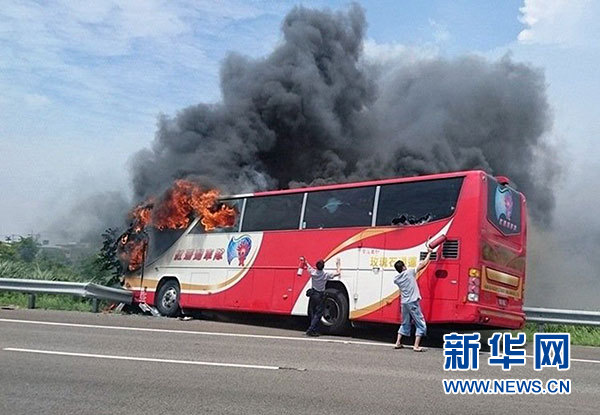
[393,244,433,351]
[304,257,341,336]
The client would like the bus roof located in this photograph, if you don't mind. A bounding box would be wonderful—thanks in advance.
[221,170,491,200]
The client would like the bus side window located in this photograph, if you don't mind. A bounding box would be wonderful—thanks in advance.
[241,193,304,232]
[189,198,243,234]
[376,178,463,226]
[303,186,375,229]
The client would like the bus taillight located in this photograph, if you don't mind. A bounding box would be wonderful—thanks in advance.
[467,268,480,302]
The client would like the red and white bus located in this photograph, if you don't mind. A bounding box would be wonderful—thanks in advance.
[122,170,527,333]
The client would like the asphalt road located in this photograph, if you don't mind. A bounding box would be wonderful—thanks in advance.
[0,309,598,415]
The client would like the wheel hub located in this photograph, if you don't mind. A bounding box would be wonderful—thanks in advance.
[162,287,178,309]
[321,297,340,327]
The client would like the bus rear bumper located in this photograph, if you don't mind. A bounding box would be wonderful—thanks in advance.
[461,304,525,329]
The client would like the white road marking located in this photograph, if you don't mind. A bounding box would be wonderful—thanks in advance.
[3,347,284,370]
[527,355,600,365]
[0,318,387,347]
[480,352,600,365]
[1,318,599,365]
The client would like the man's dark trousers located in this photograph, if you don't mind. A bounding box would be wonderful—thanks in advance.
[307,290,325,333]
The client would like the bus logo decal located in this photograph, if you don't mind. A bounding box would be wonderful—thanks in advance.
[494,186,518,232]
[173,248,225,262]
[227,235,253,266]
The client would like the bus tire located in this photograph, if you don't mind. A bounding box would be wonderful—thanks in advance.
[321,288,349,335]
[155,279,180,317]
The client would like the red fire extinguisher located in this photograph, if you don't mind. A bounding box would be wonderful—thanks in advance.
[427,234,447,250]
[297,257,307,276]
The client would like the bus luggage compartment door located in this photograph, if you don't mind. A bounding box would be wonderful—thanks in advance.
[424,263,459,301]
[271,269,295,312]
[353,247,383,322]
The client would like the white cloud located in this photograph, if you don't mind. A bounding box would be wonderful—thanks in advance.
[362,19,449,67]
[0,0,286,237]
[518,0,599,46]
[429,19,450,44]
[23,93,51,107]
[362,39,439,66]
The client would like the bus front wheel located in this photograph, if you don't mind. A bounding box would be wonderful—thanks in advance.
[321,288,349,335]
[155,279,180,317]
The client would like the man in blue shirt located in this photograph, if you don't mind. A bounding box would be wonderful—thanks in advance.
[304,257,341,336]
[393,245,433,351]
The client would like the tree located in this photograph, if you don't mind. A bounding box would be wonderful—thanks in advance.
[15,237,39,263]
[97,228,123,285]
[0,242,17,261]
[75,254,114,285]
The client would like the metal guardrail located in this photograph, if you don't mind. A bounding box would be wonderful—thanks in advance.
[524,306,600,327]
[0,278,132,312]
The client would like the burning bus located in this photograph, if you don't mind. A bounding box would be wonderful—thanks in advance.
[121,170,527,334]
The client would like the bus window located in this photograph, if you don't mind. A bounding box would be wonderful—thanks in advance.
[487,178,521,234]
[189,198,243,234]
[241,193,304,232]
[303,186,375,229]
[376,178,463,226]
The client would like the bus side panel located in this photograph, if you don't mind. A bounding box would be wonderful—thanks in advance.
[272,268,295,312]
[246,228,365,315]
[354,220,455,323]
[427,172,482,325]
[250,270,273,312]
[170,232,263,311]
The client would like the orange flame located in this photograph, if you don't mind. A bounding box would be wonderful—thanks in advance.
[131,201,153,232]
[126,239,147,271]
[119,180,237,272]
[151,181,235,230]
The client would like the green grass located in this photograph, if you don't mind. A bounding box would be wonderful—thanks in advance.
[0,292,103,312]
[519,322,600,347]
[0,255,118,312]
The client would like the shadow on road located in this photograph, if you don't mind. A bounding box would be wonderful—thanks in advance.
[177,309,456,348]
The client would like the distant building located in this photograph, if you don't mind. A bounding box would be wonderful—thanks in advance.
[39,241,92,262]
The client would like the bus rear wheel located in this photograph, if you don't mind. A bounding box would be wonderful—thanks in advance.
[321,288,349,335]
[155,280,180,317]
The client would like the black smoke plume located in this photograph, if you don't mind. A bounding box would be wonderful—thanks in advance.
[131,4,558,223]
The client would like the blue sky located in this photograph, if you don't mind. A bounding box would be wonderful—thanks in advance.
[1,0,599,239]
